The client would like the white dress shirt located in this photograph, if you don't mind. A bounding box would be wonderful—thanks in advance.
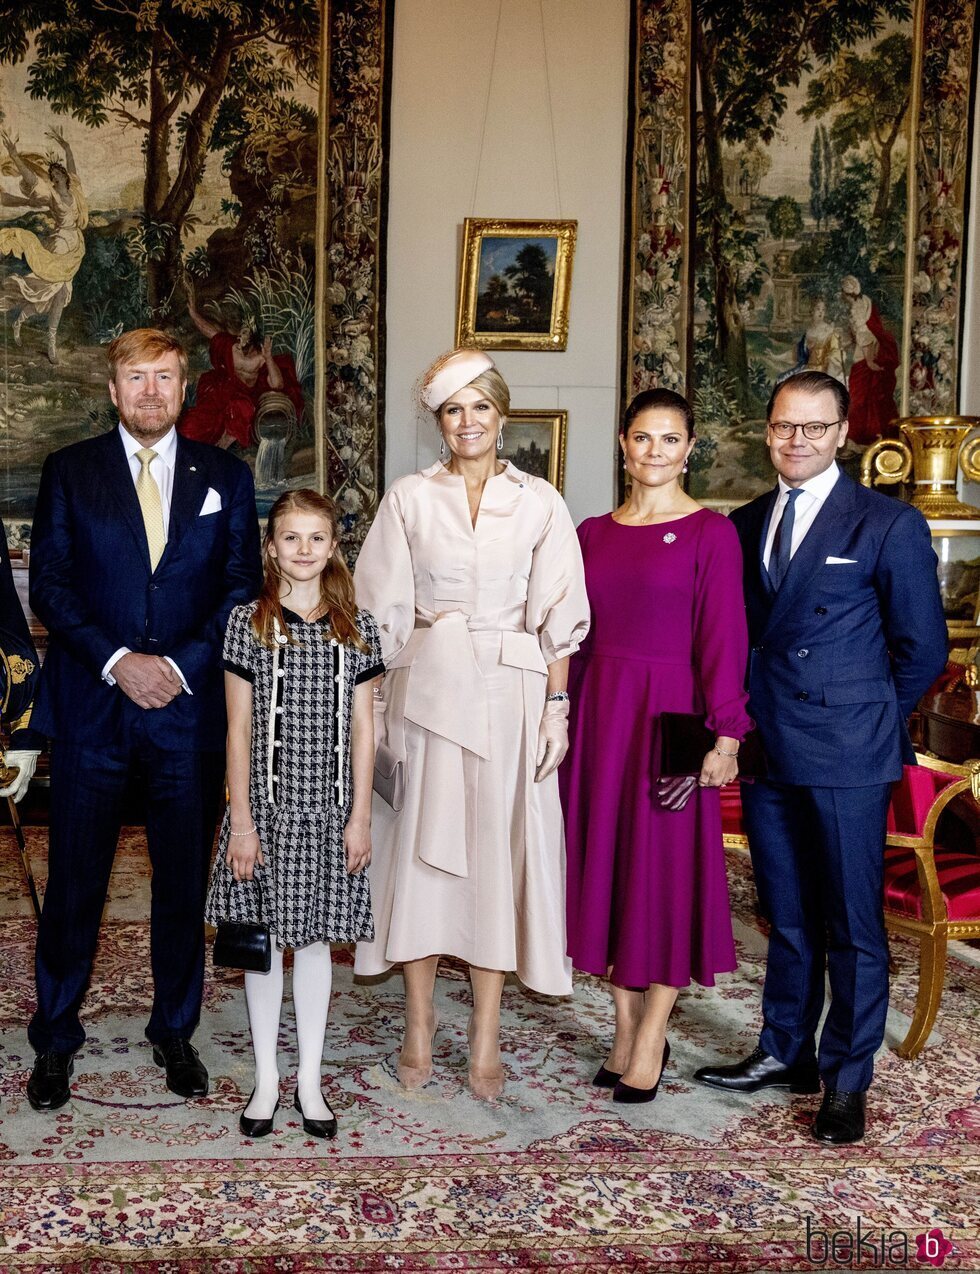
[102,424,190,691]
[762,461,841,571]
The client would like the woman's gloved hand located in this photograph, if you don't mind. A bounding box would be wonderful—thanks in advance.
[535,697,569,783]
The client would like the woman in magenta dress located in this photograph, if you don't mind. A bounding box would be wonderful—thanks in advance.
[560,389,751,1103]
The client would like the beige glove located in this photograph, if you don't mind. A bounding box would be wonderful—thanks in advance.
[0,749,39,803]
[535,697,569,783]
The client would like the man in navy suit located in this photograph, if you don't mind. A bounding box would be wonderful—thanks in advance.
[694,370,946,1143]
[26,328,262,1110]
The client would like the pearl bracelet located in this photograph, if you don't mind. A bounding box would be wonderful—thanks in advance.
[713,745,739,758]
[229,824,257,838]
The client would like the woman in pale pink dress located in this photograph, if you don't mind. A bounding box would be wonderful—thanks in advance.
[354,348,589,1099]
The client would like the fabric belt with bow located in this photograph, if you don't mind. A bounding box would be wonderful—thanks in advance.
[384,612,546,878]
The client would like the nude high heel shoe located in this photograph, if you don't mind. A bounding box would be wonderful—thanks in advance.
[396,1010,439,1090]
[467,1015,505,1101]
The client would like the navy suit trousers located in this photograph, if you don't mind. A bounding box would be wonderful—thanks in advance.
[741,778,893,1092]
[29,724,225,1054]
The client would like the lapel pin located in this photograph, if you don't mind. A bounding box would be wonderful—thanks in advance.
[189,466,197,472]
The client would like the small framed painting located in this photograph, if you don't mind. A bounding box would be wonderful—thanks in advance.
[456,218,577,351]
[501,409,567,492]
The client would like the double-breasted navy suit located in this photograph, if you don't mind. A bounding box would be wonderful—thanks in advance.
[730,470,946,1091]
[28,427,262,1054]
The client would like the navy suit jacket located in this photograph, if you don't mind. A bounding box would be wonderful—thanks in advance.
[29,428,262,751]
[729,471,947,787]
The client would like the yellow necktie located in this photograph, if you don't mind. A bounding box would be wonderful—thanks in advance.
[135,447,166,570]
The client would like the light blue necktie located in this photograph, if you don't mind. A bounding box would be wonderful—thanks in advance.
[769,488,802,590]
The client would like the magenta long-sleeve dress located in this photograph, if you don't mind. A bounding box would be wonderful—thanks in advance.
[560,509,752,988]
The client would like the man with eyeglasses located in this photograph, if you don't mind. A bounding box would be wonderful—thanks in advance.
[694,369,946,1144]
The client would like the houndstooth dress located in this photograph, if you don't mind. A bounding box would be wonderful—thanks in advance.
[205,602,384,947]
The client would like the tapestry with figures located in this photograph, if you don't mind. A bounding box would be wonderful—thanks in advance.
[623,0,978,504]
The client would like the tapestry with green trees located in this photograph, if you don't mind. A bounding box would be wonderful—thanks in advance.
[625,0,977,503]
[0,0,320,530]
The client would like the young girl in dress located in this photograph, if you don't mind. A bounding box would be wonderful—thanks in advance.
[206,489,384,1138]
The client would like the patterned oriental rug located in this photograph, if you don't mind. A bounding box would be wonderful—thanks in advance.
[0,829,977,1271]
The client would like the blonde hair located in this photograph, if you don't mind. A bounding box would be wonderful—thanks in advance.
[461,368,510,422]
[107,328,188,380]
[252,489,367,653]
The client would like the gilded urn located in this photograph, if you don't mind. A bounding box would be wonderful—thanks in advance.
[861,417,980,639]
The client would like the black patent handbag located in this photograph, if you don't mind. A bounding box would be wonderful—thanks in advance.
[213,873,272,973]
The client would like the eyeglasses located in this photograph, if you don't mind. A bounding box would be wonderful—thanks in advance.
[769,419,845,440]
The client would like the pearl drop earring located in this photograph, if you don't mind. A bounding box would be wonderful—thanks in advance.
[440,439,447,459]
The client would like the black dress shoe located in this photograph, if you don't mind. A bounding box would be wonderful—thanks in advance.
[152,1039,209,1098]
[239,1091,279,1138]
[592,1063,623,1089]
[294,1090,337,1139]
[812,1089,866,1144]
[613,1038,671,1105]
[693,1045,820,1094]
[26,1051,74,1111]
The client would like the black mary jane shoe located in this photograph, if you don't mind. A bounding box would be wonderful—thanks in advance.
[294,1089,338,1139]
[592,1063,623,1089]
[613,1038,671,1105]
[239,1091,279,1138]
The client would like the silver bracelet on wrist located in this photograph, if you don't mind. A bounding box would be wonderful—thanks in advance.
[546,691,570,703]
[228,824,257,838]
[713,745,739,758]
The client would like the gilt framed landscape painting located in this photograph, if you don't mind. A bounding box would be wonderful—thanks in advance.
[456,218,577,351]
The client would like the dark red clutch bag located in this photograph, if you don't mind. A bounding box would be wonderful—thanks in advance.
[658,713,767,779]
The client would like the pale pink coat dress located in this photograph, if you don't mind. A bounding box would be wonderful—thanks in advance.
[353,461,590,995]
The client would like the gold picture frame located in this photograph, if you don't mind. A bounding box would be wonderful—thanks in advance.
[456,218,577,351]
[501,410,568,492]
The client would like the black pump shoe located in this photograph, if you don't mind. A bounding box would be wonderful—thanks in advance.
[592,1063,623,1089]
[294,1089,338,1139]
[613,1038,671,1104]
[239,1091,279,1138]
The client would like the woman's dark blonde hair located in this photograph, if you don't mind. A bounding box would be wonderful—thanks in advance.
[252,489,367,652]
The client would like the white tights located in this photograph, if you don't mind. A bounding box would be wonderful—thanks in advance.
[242,941,334,1121]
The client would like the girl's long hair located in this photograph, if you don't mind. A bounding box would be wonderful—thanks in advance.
[252,489,367,652]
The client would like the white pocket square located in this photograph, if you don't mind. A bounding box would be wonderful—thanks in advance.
[825,556,857,565]
[199,488,222,516]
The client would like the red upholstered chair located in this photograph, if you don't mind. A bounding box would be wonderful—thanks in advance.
[883,754,980,1058]
[720,782,749,850]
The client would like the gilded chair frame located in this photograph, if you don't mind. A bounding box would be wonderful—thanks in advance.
[883,752,980,1058]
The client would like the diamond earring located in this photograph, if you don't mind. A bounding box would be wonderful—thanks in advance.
[497,431,504,452]
[440,439,447,459]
